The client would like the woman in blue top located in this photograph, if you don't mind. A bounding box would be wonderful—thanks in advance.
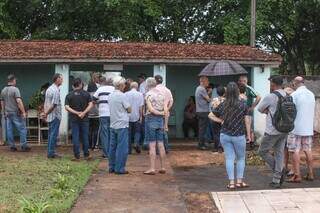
[209,82,251,189]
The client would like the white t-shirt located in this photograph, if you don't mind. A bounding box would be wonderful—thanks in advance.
[291,86,315,136]
[125,88,144,122]
[93,85,115,117]
[139,81,146,95]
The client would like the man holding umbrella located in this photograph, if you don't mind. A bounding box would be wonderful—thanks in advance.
[195,76,211,150]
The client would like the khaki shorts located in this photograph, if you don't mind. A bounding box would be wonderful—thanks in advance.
[287,134,313,152]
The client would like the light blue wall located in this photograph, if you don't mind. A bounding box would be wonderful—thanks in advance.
[0,64,55,108]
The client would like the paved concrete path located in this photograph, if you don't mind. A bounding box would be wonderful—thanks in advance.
[212,188,320,213]
[71,154,187,213]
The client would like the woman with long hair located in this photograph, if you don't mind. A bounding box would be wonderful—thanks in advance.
[209,82,251,189]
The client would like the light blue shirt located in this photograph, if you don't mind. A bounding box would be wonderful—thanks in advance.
[125,88,144,122]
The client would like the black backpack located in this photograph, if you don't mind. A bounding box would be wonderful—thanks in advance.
[271,91,297,133]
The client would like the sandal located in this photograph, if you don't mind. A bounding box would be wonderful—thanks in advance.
[143,171,156,175]
[303,173,314,181]
[286,170,295,178]
[227,183,236,190]
[159,169,166,174]
[236,182,250,188]
[286,175,302,183]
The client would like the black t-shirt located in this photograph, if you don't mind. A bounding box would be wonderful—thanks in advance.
[65,89,92,122]
[213,100,248,136]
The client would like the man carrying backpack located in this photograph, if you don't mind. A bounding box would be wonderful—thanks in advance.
[258,75,296,188]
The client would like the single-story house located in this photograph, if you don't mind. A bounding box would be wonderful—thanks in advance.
[0,40,281,143]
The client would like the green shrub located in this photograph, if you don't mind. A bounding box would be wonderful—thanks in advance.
[19,197,51,213]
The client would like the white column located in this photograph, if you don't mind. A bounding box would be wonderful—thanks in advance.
[252,66,271,137]
[153,64,166,86]
[55,64,69,144]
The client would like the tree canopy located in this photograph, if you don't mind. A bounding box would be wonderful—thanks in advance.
[0,0,319,75]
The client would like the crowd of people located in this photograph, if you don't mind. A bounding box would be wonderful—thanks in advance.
[195,75,316,189]
[0,73,173,175]
[0,72,316,186]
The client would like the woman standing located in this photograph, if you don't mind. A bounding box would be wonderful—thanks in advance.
[209,82,251,189]
[144,77,168,175]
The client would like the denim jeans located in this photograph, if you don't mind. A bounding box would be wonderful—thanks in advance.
[258,133,287,183]
[109,128,129,173]
[5,113,28,148]
[99,116,110,157]
[71,121,90,158]
[48,117,60,157]
[129,121,141,153]
[220,133,246,180]
[145,115,164,144]
[197,112,209,147]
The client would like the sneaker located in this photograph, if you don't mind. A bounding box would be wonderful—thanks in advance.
[109,169,115,174]
[115,171,129,175]
[10,147,17,152]
[21,146,31,152]
[71,157,80,162]
[269,182,281,189]
[218,147,224,153]
[48,154,62,159]
[198,145,208,150]
[84,155,93,161]
[134,146,141,154]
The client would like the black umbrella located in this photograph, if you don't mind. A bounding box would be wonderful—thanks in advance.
[199,60,248,76]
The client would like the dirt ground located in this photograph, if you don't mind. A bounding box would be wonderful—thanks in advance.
[1,136,319,212]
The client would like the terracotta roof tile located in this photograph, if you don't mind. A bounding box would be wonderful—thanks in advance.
[0,40,282,63]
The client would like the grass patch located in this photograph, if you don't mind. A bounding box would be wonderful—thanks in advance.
[0,155,99,213]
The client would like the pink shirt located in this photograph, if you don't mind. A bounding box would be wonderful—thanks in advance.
[156,84,173,108]
[145,88,165,115]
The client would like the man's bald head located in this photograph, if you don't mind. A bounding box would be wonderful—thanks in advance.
[293,76,304,89]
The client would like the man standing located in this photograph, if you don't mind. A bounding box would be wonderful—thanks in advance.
[155,75,173,153]
[238,75,261,148]
[44,73,63,158]
[138,73,147,95]
[65,78,93,161]
[195,76,211,150]
[0,74,30,152]
[287,76,315,182]
[258,76,287,188]
[108,76,131,175]
[125,82,144,154]
[93,76,115,158]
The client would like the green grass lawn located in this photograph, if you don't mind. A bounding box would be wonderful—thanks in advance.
[0,154,99,213]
